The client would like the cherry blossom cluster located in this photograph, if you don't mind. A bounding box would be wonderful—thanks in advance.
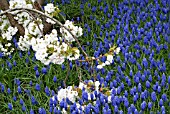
[0,0,82,65]
[60,20,83,42]
[0,15,18,55]
[51,80,113,113]
[97,47,121,69]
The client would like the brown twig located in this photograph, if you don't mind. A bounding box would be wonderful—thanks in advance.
[75,60,82,82]
[64,60,70,88]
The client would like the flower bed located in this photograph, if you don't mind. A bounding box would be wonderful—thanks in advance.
[0,0,170,113]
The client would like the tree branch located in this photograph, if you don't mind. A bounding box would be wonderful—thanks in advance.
[0,7,88,57]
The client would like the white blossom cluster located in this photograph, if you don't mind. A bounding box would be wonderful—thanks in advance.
[60,20,83,42]
[9,0,32,9]
[0,0,82,65]
[55,86,78,103]
[97,47,121,69]
[44,3,57,24]
[52,80,101,104]
[44,3,56,14]
[51,80,113,113]
[33,30,67,65]
[17,18,44,51]
[0,15,18,55]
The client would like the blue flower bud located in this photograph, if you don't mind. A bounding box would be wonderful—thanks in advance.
[161,94,167,102]
[35,70,40,78]
[20,98,24,105]
[146,81,150,88]
[69,62,73,69]
[60,100,65,109]
[49,98,54,107]
[157,86,161,93]
[161,106,165,112]
[29,81,33,86]
[17,86,22,94]
[161,73,166,81]
[85,104,91,113]
[82,91,88,101]
[151,92,157,102]
[98,0,102,3]
[35,83,40,91]
[131,104,136,112]
[13,96,17,102]
[138,83,142,92]
[92,6,97,12]
[87,26,91,33]
[159,99,163,107]
[100,94,105,104]
[14,78,20,86]
[49,107,53,113]
[152,84,157,91]
[34,65,38,71]
[141,101,147,111]
[19,51,22,58]
[84,23,88,28]
[41,67,47,74]
[124,90,128,97]
[90,93,94,100]
[22,105,26,111]
[141,92,145,100]
[8,103,12,110]
[129,69,133,77]
[13,61,17,66]
[30,109,34,114]
[25,58,29,63]
[133,94,138,103]
[120,83,124,91]
[137,63,142,70]
[53,76,57,83]
[128,107,132,113]
[7,62,12,70]
[113,80,117,87]
[168,76,170,84]
[144,90,148,98]
[45,86,50,96]
[38,108,43,114]
[27,50,31,56]
[130,88,134,95]
[161,80,166,87]
[31,96,38,105]
[148,102,152,110]
[124,98,129,108]
[148,75,152,82]
[7,88,11,94]
[61,64,65,70]
[134,109,138,114]
[134,76,140,84]
[114,105,118,112]
[141,74,146,82]
[0,52,4,58]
